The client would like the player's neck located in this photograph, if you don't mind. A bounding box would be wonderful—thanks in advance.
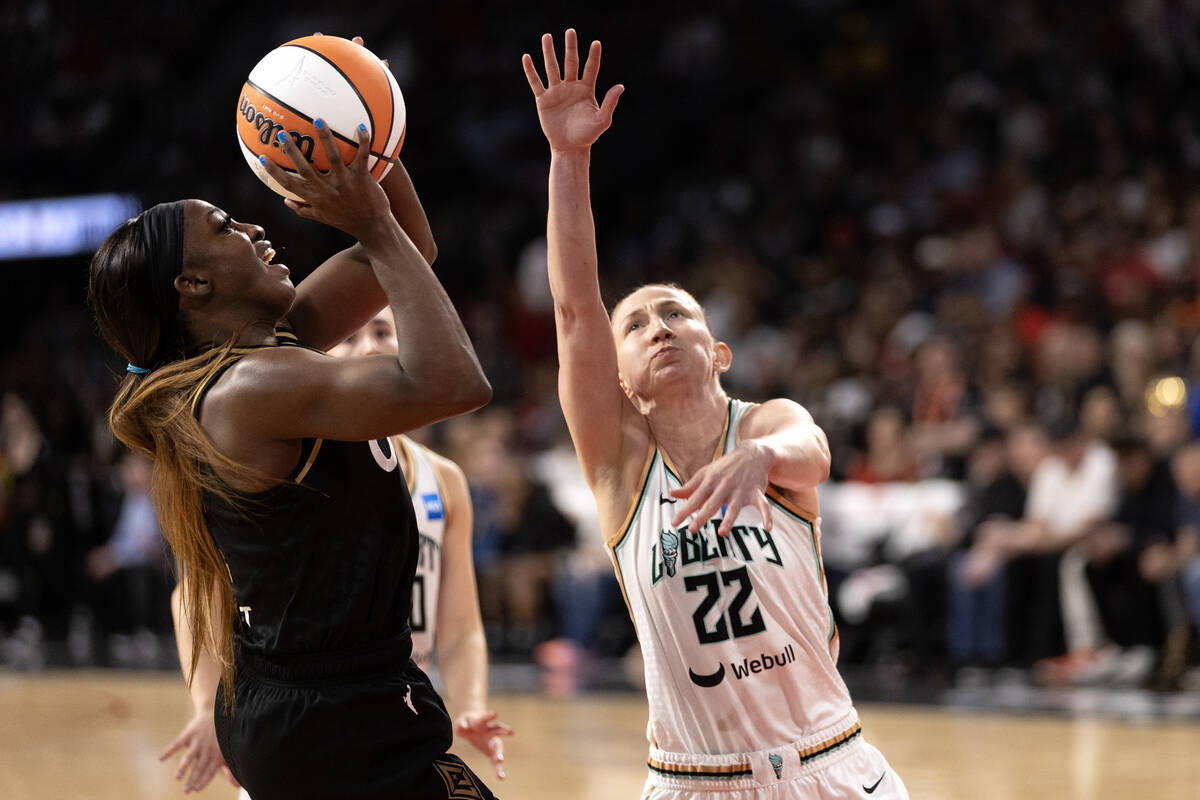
[647,386,729,481]
[185,310,281,351]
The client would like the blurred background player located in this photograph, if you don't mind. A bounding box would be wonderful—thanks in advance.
[523,29,908,799]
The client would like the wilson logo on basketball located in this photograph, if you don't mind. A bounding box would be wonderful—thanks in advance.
[236,35,407,201]
[239,94,316,163]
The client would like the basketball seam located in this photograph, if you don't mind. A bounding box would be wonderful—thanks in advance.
[284,44,376,152]
[243,79,399,166]
[376,59,394,170]
[382,66,406,159]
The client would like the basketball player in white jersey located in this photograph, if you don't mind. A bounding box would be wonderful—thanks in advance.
[160,310,511,795]
[523,30,909,799]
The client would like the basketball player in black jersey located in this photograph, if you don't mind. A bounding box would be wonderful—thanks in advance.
[88,116,496,799]
[159,310,513,797]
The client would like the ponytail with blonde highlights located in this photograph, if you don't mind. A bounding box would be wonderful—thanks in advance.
[109,347,268,702]
[89,213,263,706]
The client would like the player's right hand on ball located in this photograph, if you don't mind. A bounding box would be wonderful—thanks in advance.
[259,120,391,241]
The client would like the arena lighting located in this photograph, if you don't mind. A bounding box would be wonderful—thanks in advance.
[0,193,141,260]
[1146,376,1188,417]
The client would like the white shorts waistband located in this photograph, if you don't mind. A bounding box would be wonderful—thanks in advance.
[646,711,863,790]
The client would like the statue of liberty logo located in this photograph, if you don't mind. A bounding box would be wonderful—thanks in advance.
[659,530,679,577]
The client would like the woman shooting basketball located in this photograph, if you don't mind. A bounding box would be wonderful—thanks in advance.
[89,115,496,799]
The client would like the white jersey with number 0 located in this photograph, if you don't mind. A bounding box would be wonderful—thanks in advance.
[397,435,446,672]
[610,400,855,759]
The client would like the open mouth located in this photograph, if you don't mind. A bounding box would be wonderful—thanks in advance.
[257,243,288,276]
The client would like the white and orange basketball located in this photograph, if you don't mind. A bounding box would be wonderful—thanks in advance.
[236,35,406,200]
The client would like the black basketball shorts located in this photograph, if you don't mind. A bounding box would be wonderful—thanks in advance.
[215,639,497,799]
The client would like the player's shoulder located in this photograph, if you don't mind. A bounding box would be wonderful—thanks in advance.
[739,397,815,436]
[224,341,328,381]
[414,442,468,493]
[204,345,323,405]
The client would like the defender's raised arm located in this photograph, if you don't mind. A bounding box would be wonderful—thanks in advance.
[523,30,632,488]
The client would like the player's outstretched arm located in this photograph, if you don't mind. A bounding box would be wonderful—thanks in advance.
[430,453,513,779]
[523,29,630,484]
[160,584,240,793]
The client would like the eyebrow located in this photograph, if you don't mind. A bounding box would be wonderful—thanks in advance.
[616,299,689,328]
[616,309,641,327]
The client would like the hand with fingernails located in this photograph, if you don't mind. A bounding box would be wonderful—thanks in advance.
[258,119,391,242]
[668,442,776,536]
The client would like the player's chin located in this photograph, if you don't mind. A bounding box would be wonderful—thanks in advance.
[649,363,694,386]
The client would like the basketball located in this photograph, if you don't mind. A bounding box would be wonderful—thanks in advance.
[236,35,406,200]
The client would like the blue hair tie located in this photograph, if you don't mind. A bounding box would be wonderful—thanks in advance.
[126,363,150,375]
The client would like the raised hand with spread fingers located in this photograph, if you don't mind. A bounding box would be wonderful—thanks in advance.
[523,29,624,154]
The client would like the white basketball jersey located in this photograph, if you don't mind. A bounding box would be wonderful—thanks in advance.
[610,400,854,756]
[396,435,446,672]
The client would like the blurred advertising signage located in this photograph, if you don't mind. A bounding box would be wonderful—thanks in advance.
[0,194,141,260]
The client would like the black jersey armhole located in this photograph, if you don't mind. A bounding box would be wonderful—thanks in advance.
[190,357,245,419]
[189,346,321,488]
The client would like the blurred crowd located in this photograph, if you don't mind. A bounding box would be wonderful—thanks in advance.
[5,0,1200,690]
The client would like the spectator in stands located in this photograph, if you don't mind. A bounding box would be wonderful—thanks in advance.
[1143,441,1200,686]
[1073,433,1171,685]
[948,427,1022,674]
[950,423,1049,672]
[845,406,919,484]
[907,337,980,480]
[1024,418,1119,682]
[532,428,625,693]
[0,392,78,668]
[84,450,172,666]
[451,411,576,656]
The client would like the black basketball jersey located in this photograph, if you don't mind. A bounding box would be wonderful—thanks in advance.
[193,339,419,657]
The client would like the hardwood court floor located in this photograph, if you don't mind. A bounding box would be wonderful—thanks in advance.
[2,670,1199,799]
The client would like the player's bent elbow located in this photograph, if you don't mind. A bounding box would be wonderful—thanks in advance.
[813,455,832,486]
[812,442,832,485]
[463,375,493,412]
[420,240,438,266]
[441,374,492,416]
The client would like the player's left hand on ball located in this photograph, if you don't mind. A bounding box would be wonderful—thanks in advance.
[455,710,514,779]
